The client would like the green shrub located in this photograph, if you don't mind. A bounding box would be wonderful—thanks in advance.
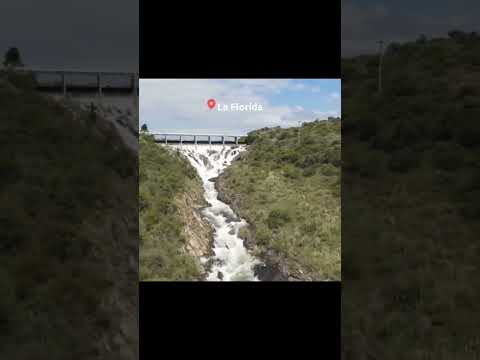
[302,167,316,177]
[283,165,301,179]
[266,209,291,229]
[392,120,421,147]
[0,156,21,187]
[431,116,454,141]
[301,222,317,235]
[388,75,417,96]
[455,116,480,147]
[358,116,378,140]
[389,149,419,173]
[323,148,341,167]
[347,148,386,177]
[457,84,479,98]
[372,124,397,152]
[245,132,259,144]
[303,136,315,145]
[432,142,465,171]
[280,149,300,163]
[245,183,255,192]
[296,154,318,168]
[459,190,480,219]
[455,169,480,194]
[319,164,337,176]
[5,71,36,90]
[255,227,272,246]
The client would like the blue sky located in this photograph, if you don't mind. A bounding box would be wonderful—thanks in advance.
[140,79,341,135]
[268,79,340,109]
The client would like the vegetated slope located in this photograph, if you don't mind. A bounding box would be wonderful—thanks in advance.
[342,33,480,358]
[217,120,341,280]
[139,135,209,280]
[0,71,138,359]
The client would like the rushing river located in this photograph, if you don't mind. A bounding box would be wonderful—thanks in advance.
[172,144,261,281]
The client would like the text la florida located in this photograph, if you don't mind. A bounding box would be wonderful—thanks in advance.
[217,102,264,112]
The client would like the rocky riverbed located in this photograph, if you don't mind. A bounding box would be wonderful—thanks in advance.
[215,168,313,281]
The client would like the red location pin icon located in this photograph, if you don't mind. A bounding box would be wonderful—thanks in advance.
[207,98,216,109]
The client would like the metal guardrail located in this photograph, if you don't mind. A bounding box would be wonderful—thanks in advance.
[151,133,246,145]
[10,67,138,96]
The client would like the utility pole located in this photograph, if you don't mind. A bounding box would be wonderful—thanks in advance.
[297,121,301,145]
[378,40,385,94]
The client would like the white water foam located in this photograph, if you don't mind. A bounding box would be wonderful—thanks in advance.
[170,144,261,281]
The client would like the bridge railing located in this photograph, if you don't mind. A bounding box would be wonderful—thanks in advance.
[13,67,139,96]
[151,133,246,145]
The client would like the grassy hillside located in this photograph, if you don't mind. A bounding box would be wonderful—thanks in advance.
[139,135,206,280]
[0,71,138,359]
[342,33,480,358]
[217,120,341,280]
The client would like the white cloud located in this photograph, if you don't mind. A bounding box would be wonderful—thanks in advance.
[328,92,341,102]
[139,79,335,134]
[313,109,341,118]
[290,82,306,91]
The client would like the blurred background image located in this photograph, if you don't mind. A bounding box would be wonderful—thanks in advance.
[342,1,480,359]
[0,2,139,359]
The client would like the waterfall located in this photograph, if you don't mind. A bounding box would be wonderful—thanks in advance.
[171,144,261,281]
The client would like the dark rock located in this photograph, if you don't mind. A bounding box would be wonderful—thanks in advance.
[216,190,229,205]
[199,202,212,212]
[252,248,298,281]
[217,271,224,280]
[254,262,289,281]
[199,154,213,169]
[215,175,233,205]
[243,235,255,250]
[237,226,255,250]
[223,212,239,223]
[265,249,276,258]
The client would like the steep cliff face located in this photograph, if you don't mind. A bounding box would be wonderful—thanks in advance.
[177,179,214,261]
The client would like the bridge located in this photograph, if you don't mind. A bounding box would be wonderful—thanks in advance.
[151,133,247,145]
[6,66,139,151]
[15,67,138,97]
